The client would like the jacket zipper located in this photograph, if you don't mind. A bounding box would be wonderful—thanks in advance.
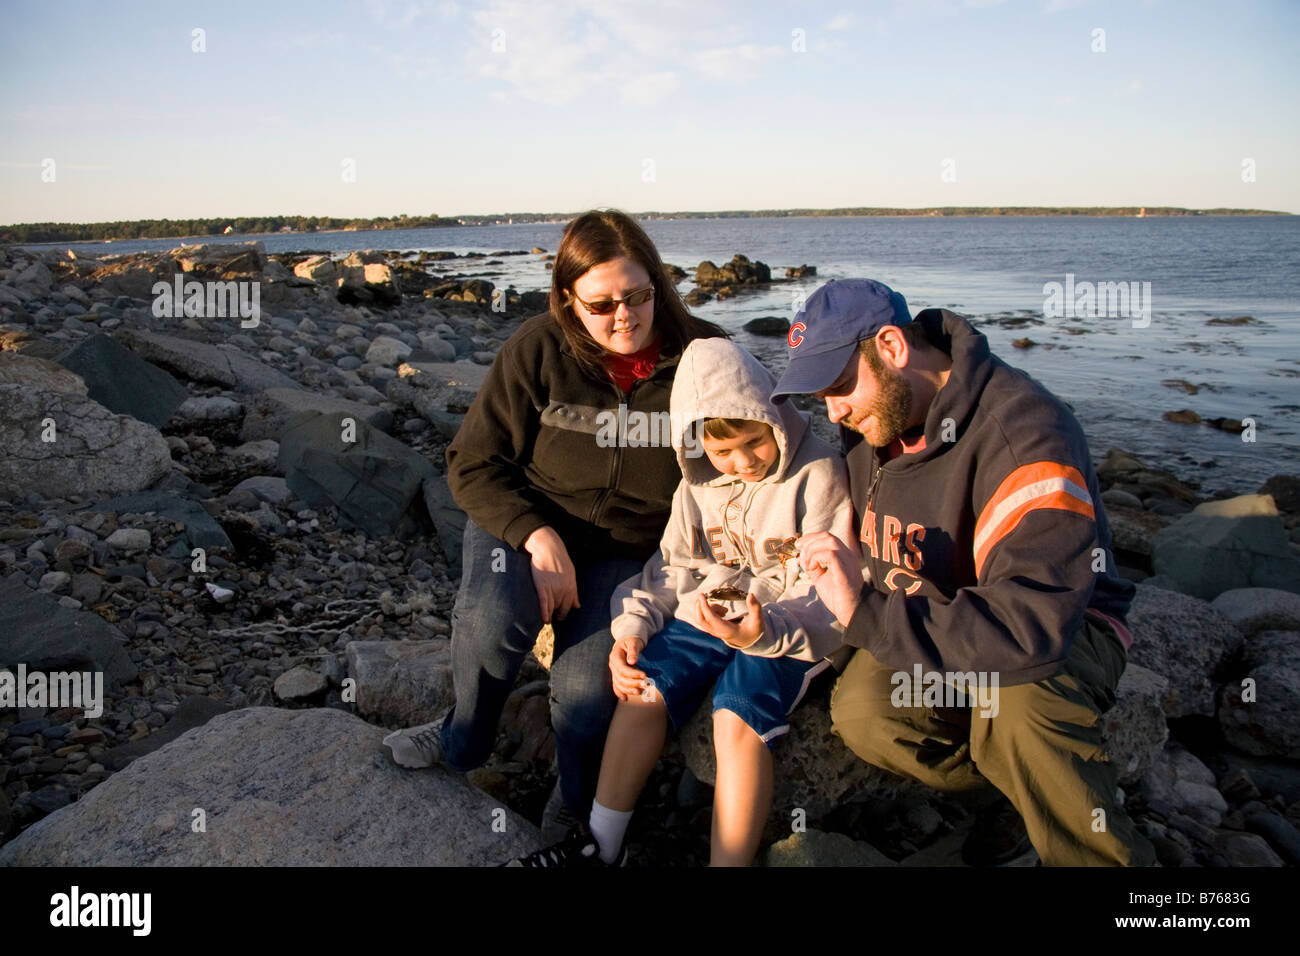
[865,458,884,512]
[587,379,632,525]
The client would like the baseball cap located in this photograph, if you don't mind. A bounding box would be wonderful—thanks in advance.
[771,278,912,402]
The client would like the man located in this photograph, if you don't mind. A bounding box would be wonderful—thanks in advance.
[774,278,1155,867]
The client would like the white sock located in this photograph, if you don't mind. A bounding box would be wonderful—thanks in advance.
[588,801,633,864]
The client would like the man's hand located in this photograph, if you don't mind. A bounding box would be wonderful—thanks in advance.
[523,526,580,624]
[797,531,863,627]
[609,636,647,701]
[694,593,765,649]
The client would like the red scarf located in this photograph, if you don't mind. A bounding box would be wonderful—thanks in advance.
[602,339,661,394]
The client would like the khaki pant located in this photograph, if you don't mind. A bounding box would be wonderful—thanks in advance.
[829,616,1157,866]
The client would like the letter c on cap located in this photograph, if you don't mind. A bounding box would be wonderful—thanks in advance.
[788,322,806,348]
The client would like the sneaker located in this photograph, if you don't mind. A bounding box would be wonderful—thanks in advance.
[540,781,580,843]
[503,824,628,868]
[382,717,447,769]
[960,795,1035,866]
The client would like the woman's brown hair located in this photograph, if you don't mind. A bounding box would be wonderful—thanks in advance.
[549,209,727,381]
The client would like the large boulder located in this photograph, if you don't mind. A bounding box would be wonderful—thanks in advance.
[1125,583,1244,717]
[278,411,436,537]
[695,255,772,290]
[1139,741,1228,825]
[56,333,189,428]
[173,241,267,276]
[1211,588,1300,637]
[337,251,401,308]
[1218,630,1300,760]
[680,682,931,826]
[292,255,337,285]
[238,387,392,443]
[1101,662,1170,784]
[0,384,172,500]
[0,707,540,865]
[114,328,300,393]
[1151,498,1300,600]
[346,640,455,727]
[0,352,88,395]
[87,252,176,301]
[0,574,137,689]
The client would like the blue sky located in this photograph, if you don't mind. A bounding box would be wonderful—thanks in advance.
[2,0,1297,222]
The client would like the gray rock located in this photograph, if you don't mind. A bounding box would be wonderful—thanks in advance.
[1100,662,1170,784]
[386,360,489,425]
[273,666,329,701]
[1152,512,1300,600]
[0,351,88,394]
[56,333,189,428]
[0,787,10,842]
[1211,588,1300,637]
[0,384,173,499]
[239,387,392,442]
[680,686,931,826]
[1218,630,1300,759]
[1102,488,1144,510]
[764,829,897,867]
[292,255,336,285]
[0,574,137,688]
[346,640,455,727]
[231,439,280,469]
[105,528,151,552]
[230,476,292,506]
[365,335,412,365]
[278,411,435,537]
[1217,751,1300,803]
[1243,809,1300,866]
[115,328,300,393]
[421,476,468,574]
[0,707,539,865]
[173,240,267,274]
[174,395,243,422]
[743,316,790,336]
[1126,583,1244,717]
[1211,830,1284,866]
[101,695,231,771]
[93,490,232,552]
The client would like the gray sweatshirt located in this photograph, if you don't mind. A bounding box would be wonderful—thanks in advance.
[610,338,853,662]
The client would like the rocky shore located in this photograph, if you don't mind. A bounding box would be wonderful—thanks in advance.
[1,240,1298,867]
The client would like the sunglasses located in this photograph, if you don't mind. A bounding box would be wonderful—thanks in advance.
[570,285,655,316]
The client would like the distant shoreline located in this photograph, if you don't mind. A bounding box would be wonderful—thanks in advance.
[2,206,1291,245]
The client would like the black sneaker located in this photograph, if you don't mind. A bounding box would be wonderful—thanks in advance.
[503,824,628,868]
[960,796,1035,866]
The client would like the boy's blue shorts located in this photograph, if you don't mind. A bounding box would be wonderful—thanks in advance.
[635,619,828,749]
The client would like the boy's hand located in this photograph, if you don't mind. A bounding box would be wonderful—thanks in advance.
[797,531,863,627]
[609,636,648,701]
[523,525,580,624]
[695,593,765,650]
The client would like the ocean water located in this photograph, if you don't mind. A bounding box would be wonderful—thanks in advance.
[45,215,1300,493]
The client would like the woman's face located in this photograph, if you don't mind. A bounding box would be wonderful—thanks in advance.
[568,256,657,355]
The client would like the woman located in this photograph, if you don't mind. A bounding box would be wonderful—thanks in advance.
[385,210,726,833]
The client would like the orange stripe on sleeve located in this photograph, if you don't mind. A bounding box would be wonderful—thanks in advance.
[973,462,1096,578]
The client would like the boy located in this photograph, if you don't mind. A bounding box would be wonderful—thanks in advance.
[507,337,852,866]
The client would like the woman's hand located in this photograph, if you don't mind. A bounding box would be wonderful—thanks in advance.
[694,593,765,650]
[523,526,580,624]
[609,636,648,701]
[797,531,863,627]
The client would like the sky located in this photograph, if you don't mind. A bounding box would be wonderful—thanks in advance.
[1,0,1298,223]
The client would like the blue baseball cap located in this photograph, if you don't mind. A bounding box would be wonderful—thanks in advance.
[771,278,912,402]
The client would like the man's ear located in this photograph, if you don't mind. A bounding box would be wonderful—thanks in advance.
[875,325,910,370]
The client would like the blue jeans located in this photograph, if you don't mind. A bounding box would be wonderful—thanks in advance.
[439,518,644,816]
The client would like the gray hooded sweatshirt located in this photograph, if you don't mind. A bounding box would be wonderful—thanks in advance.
[610,338,853,662]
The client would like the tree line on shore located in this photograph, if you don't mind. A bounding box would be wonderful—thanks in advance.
[1,206,1286,244]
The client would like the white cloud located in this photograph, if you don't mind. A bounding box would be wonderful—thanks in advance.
[827,12,854,30]
[692,43,785,82]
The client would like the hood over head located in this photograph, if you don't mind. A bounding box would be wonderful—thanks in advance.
[671,338,809,484]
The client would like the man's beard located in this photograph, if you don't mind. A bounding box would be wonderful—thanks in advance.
[859,346,914,447]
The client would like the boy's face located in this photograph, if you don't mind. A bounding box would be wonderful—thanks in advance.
[699,421,779,482]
